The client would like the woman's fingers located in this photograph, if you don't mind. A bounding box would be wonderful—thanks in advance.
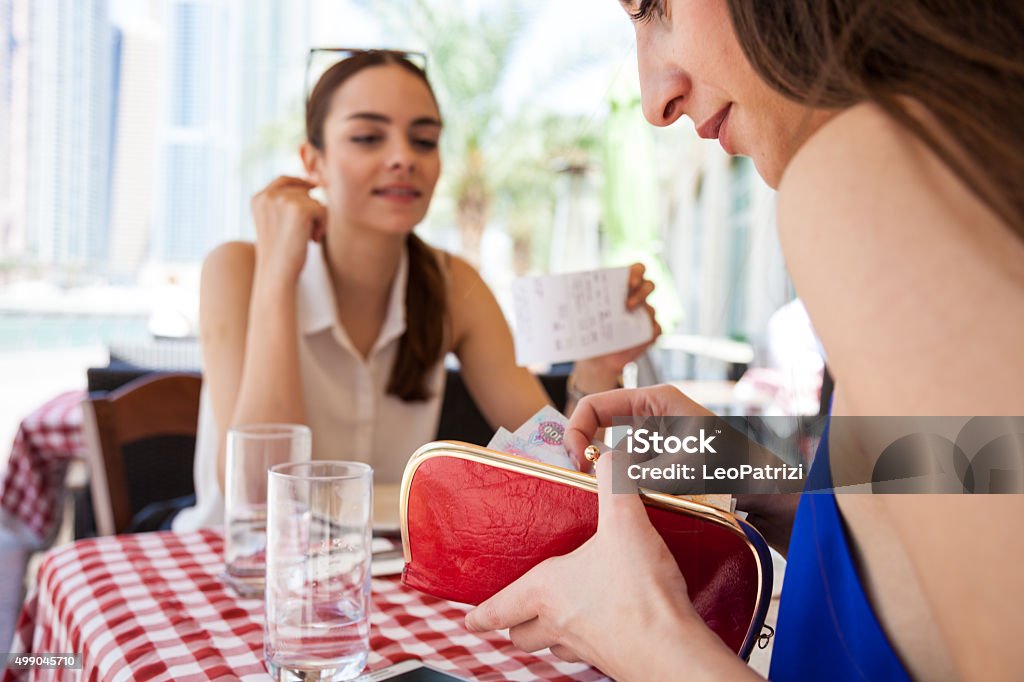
[465,565,543,633]
[625,262,654,309]
[256,175,318,204]
[255,177,325,230]
[308,202,328,243]
[596,449,647,529]
[565,389,634,464]
[549,645,582,663]
[647,303,663,342]
[252,176,316,208]
[250,175,326,281]
[565,386,690,461]
[507,618,558,654]
[627,278,656,309]
[265,174,317,190]
[628,262,646,290]
[648,303,663,340]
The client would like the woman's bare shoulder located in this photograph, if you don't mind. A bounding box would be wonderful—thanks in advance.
[435,249,490,301]
[779,102,991,239]
[430,246,473,277]
[200,241,257,313]
[434,249,499,346]
[776,102,1024,414]
[203,240,255,275]
[779,101,1020,249]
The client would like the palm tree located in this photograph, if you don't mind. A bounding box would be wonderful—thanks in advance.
[361,0,601,269]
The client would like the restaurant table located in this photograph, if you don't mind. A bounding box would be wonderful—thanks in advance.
[0,390,87,549]
[3,529,607,681]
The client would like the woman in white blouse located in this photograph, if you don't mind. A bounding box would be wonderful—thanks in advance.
[173,50,658,531]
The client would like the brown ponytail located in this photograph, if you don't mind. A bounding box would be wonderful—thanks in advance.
[726,0,1024,236]
[386,234,447,402]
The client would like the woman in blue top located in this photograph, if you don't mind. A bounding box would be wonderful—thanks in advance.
[466,0,1024,679]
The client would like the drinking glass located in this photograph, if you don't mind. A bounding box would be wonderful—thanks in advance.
[224,423,311,597]
[264,461,373,681]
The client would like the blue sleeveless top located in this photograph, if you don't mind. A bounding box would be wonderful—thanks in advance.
[769,419,911,680]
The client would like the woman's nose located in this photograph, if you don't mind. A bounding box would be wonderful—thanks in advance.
[637,40,691,127]
[387,140,416,172]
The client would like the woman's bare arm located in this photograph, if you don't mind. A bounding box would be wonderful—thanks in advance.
[199,241,306,491]
[447,255,659,431]
[201,176,326,489]
[446,254,552,430]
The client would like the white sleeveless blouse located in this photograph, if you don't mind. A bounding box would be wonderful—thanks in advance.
[174,241,446,531]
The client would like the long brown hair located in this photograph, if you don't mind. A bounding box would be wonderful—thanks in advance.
[726,0,1024,237]
[306,51,447,402]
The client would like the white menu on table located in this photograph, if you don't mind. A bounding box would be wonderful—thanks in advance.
[511,266,653,366]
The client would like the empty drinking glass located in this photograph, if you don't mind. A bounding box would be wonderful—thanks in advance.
[264,461,373,681]
[224,423,311,597]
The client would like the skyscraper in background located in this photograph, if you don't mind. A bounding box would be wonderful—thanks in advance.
[153,0,309,266]
[107,18,161,280]
[0,0,16,261]
[153,0,233,265]
[234,0,310,235]
[0,0,30,266]
[3,0,358,277]
[26,0,115,271]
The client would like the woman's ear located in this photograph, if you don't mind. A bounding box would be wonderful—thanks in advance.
[299,142,324,186]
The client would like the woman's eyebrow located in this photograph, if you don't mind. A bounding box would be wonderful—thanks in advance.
[345,112,441,128]
[346,112,390,123]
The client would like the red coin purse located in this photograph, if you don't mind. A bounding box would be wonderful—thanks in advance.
[399,441,774,659]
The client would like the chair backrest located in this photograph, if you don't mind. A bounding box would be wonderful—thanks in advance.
[81,372,202,535]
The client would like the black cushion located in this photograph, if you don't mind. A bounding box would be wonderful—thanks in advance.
[433,367,570,445]
[86,360,156,393]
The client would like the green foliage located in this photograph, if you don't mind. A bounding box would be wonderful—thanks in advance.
[361,0,604,268]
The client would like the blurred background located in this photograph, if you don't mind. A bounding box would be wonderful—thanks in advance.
[0,0,818,453]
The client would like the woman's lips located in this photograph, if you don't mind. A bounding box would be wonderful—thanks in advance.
[696,103,735,155]
[372,186,422,203]
[718,105,734,155]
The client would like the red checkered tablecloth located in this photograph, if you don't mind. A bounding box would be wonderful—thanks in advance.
[0,390,87,543]
[4,530,608,681]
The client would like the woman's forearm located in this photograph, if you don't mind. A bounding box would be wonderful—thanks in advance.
[565,360,621,416]
[215,276,307,487]
[232,277,306,426]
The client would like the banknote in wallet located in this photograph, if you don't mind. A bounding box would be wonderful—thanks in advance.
[484,407,734,513]
[485,424,576,470]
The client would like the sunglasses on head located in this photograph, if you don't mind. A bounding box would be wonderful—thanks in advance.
[304,47,428,102]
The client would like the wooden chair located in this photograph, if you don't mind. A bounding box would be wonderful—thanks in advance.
[81,372,202,536]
